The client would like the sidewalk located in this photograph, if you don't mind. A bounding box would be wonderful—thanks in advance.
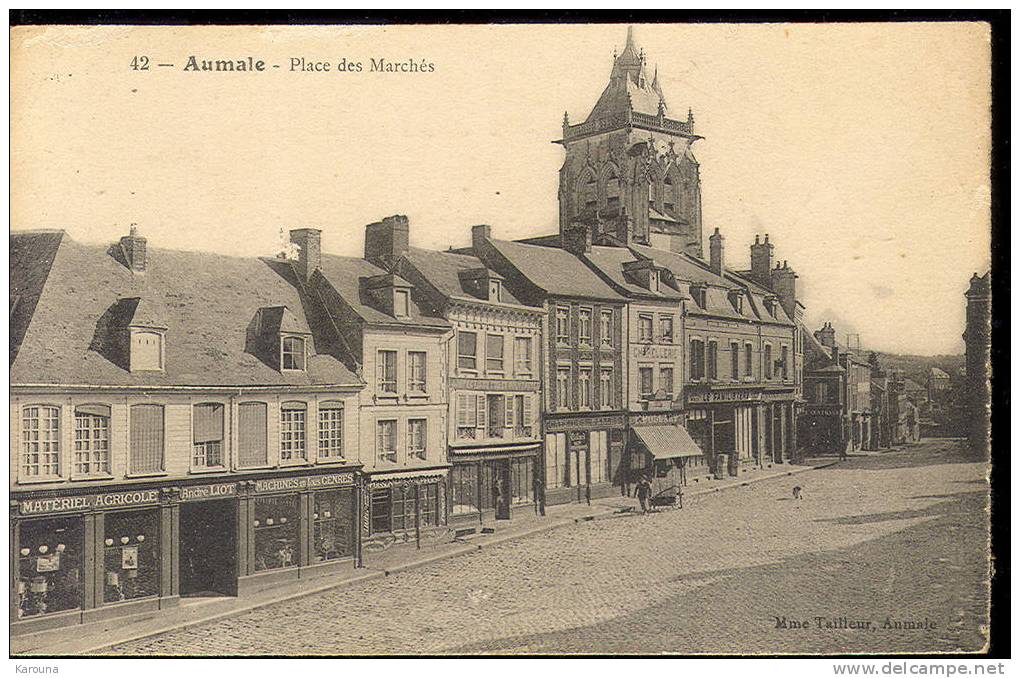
[13,458,834,656]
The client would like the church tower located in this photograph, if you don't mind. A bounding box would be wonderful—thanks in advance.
[556,27,704,257]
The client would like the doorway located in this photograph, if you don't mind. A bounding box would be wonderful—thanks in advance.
[495,460,511,521]
[179,499,237,597]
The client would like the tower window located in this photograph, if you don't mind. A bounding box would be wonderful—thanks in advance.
[605,171,620,211]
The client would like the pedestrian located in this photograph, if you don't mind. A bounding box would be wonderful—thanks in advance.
[635,476,651,514]
[674,484,684,510]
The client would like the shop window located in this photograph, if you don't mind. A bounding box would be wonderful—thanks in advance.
[280,402,307,462]
[281,336,306,371]
[451,465,479,515]
[313,489,355,562]
[377,350,397,394]
[371,485,418,534]
[510,457,535,505]
[192,403,225,468]
[590,430,608,484]
[370,488,393,534]
[318,402,344,460]
[253,495,299,571]
[22,404,61,479]
[74,404,110,477]
[16,516,83,619]
[478,462,496,511]
[420,484,439,527]
[103,509,159,603]
[408,418,427,460]
[408,351,427,393]
[457,331,478,371]
[129,404,164,474]
[238,402,268,467]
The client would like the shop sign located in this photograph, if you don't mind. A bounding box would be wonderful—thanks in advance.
[685,389,794,405]
[545,414,625,433]
[17,489,160,516]
[253,472,354,494]
[633,345,679,360]
[630,412,682,426]
[180,482,237,502]
[36,553,60,573]
[370,473,445,489]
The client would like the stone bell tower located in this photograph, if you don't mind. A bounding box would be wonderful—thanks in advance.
[555,26,705,257]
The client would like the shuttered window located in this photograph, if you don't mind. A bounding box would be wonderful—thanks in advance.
[130,404,164,474]
[456,394,478,440]
[192,403,225,468]
[238,402,268,467]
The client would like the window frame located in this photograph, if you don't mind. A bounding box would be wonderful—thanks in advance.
[191,402,226,471]
[707,340,719,380]
[376,419,398,464]
[745,342,754,378]
[659,315,674,344]
[578,307,593,346]
[457,331,478,373]
[513,336,533,377]
[128,403,166,476]
[638,314,654,343]
[690,339,706,382]
[599,367,613,409]
[129,329,165,373]
[485,334,505,375]
[730,342,740,381]
[280,401,308,463]
[280,334,307,372]
[556,366,571,411]
[659,365,675,397]
[407,418,427,461]
[578,366,593,409]
[377,349,398,395]
[238,401,269,468]
[638,365,654,398]
[600,309,614,347]
[73,404,111,478]
[393,289,410,318]
[317,401,345,461]
[407,350,428,394]
[555,306,570,345]
[21,404,62,481]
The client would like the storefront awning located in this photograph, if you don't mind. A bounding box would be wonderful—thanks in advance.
[632,423,704,459]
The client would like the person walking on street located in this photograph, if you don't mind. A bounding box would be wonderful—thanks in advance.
[635,476,651,514]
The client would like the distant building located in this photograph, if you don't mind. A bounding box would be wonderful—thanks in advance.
[927,366,951,403]
[963,272,991,456]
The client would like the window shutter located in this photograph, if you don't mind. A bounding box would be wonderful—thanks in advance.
[130,404,164,474]
[238,402,267,466]
[193,403,224,444]
[476,395,486,430]
[523,395,533,426]
[505,397,514,427]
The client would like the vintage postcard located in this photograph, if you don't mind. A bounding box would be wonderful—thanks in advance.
[9,17,999,660]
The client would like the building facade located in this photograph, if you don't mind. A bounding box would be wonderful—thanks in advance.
[963,272,991,456]
[10,229,364,634]
[470,227,629,506]
[394,238,544,525]
[295,223,452,551]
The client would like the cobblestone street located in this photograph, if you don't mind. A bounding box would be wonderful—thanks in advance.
[109,439,989,655]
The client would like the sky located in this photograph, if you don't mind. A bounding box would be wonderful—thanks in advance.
[11,23,991,355]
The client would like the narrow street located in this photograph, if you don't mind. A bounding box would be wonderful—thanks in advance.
[109,439,989,655]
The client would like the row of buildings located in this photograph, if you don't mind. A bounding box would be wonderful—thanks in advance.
[9,28,919,634]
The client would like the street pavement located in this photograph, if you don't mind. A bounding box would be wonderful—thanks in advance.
[107,439,989,655]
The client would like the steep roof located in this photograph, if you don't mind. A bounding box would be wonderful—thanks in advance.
[400,246,526,307]
[930,367,950,378]
[11,231,64,365]
[10,232,361,387]
[316,253,449,329]
[582,245,685,300]
[484,238,624,302]
[587,27,667,121]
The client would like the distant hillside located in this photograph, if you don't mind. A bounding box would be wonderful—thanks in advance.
[869,352,965,385]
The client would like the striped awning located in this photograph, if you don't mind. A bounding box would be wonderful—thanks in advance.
[632,423,704,459]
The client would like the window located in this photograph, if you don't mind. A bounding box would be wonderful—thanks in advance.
[708,341,718,380]
[731,342,740,380]
[318,402,344,459]
[457,331,477,371]
[659,316,674,343]
[370,488,393,534]
[514,394,533,437]
[816,382,830,403]
[129,404,164,474]
[389,486,416,532]
[376,420,397,463]
[377,350,397,394]
[606,172,621,211]
[487,395,505,438]
[544,432,567,489]
[555,306,570,344]
[514,336,533,376]
[485,334,504,373]
[690,286,707,309]
[22,405,60,478]
[647,180,655,208]
[660,366,674,396]
[765,344,773,380]
[690,340,705,381]
[745,342,754,377]
[579,308,593,345]
[600,310,614,347]
[451,465,479,515]
[579,368,593,409]
[17,516,83,618]
[192,403,225,468]
[556,367,571,410]
[420,484,439,527]
[103,509,159,603]
[456,394,479,440]
[511,457,534,505]
[639,367,654,398]
[394,289,410,317]
[600,368,613,408]
[407,419,427,460]
[280,402,307,462]
[488,280,501,302]
[408,351,427,393]
[74,405,110,476]
[589,430,608,484]
[313,489,355,562]
[281,336,306,371]
[638,314,653,343]
[781,345,789,380]
[238,402,268,467]
[580,173,597,213]
[253,495,298,571]
[130,331,163,372]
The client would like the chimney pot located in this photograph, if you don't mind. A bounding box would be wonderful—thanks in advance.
[709,227,724,275]
[364,215,410,269]
[119,225,148,273]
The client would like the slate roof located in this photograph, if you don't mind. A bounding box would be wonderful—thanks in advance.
[484,238,624,302]
[11,231,64,365]
[581,245,685,300]
[400,247,526,307]
[316,253,449,329]
[10,231,362,387]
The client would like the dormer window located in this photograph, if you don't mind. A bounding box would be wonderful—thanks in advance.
[488,279,501,302]
[764,296,778,317]
[130,329,165,372]
[690,285,708,309]
[281,335,307,371]
[729,290,744,314]
[394,289,410,318]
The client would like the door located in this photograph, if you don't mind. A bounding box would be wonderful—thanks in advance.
[495,460,511,520]
[179,499,237,597]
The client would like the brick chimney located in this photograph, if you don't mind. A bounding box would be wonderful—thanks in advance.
[471,224,492,253]
[750,233,774,289]
[289,228,322,282]
[815,322,836,348]
[119,224,147,273]
[772,260,797,319]
[709,227,724,275]
[364,215,410,269]
[562,223,592,256]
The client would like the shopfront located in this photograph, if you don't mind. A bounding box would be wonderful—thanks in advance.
[627,412,704,497]
[11,468,362,634]
[448,447,539,525]
[543,413,626,506]
[362,470,448,550]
